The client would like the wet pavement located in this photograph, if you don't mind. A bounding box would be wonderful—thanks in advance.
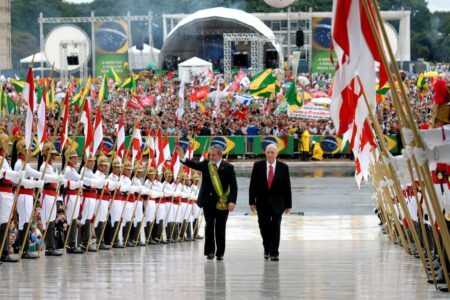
[0,171,447,299]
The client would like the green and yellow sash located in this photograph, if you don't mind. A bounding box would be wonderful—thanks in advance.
[208,163,230,210]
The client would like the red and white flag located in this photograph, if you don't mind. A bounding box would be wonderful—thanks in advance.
[171,149,181,180]
[183,143,193,176]
[131,124,142,165]
[23,67,36,149]
[60,92,70,153]
[147,135,156,168]
[116,115,125,160]
[331,0,383,184]
[81,98,94,156]
[37,89,46,151]
[92,105,103,156]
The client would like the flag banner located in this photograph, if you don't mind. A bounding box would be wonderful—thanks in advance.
[311,17,336,74]
[95,20,130,78]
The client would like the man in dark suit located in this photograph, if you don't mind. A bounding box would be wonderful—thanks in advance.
[175,144,238,260]
[249,143,292,261]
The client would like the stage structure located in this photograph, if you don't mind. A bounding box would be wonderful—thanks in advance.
[163,8,410,73]
[223,33,282,83]
[38,11,155,81]
[159,7,283,74]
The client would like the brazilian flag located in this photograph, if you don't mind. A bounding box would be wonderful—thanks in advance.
[108,67,121,84]
[250,81,280,98]
[211,136,236,155]
[285,80,302,108]
[262,136,286,152]
[249,69,277,91]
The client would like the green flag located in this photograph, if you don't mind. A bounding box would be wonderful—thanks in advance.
[249,69,276,91]
[286,80,302,108]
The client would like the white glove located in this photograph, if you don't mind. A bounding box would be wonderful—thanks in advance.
[141,187,150,196]
[66,180,83,190]
[34,180,45,189]
[120,184,130,193]
[21,179,36,189]
[164,190,173,197]
[155,191,164,198]
[129,186,140,193]
[106,180,118,190]
[173,190,182,197]
[5,170,21,183]
[181,192,189,198]
[27,167,42,179]
[92,178,105,189]
[44,174,60,184]
[83,177,93,187]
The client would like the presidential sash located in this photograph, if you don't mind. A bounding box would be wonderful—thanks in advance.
[208,163,230,210]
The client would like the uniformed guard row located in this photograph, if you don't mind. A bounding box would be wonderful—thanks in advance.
[0,135,203,263]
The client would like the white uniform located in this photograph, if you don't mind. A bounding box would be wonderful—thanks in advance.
[64,165,83,222]
[132,176,145,242]
[144,179,160,223]
[155,180,166,223]
[191,184,201,220]
[15,158,42,230]
[40,162,61,229]
[108,172,122,227]
[94,170,109,227]
[178,184,190,223]
[0,157,18,224]
[80,167,99,225]
[164,181,176,223]
[121,175,135,225]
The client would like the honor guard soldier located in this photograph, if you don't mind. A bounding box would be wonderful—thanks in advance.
[0,130,21,263]
[171,171,185,243]
[63,147,85,254]
[108,156,125,248]
[94,155,111,250]
[191,172,203,240]
[179,174,193,241]
[143,167,162,244]
[13,137,44,259]
[163,169,176,243]
[39,141,64,256]
[79,155,105,252]
[131,163,146,246]
[120,160,136,247]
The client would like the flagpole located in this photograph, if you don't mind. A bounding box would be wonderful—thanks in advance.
[359,77,431,278]
[360,0,450,269]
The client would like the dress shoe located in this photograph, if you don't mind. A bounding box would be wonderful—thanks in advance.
[67,246,84,254]
[126,241,135,247]
[1,254,19,262]
[439,286,449,292]
[270,256,279,261]
[113,243,125,249]
[428,276,445,284]
[207,254,215,260]
[21,252,39,259]
[149,239,157,245]
[264,253,271,260]
[45,249,63,256]
[98,244,111,251]
[216,256,223,261]
[196,235,204,240]
[137,241,146,247]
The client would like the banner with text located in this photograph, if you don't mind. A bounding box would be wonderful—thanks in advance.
[95,20,129,77]
[311,17,336,74]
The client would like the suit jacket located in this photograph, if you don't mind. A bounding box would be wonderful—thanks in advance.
[181,158,238,209]
[249,159,292,215]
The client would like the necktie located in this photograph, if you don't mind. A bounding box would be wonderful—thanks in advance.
[268,164,274,189]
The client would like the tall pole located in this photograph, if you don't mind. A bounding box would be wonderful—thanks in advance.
[39,12,44,78]
[91,11,96,78]
[287,6,291,71]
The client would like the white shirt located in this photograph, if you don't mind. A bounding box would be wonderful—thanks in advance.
[266,160,277,180]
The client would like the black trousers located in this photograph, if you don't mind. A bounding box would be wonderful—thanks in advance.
[257,204,282,257]
[203,207,229,257]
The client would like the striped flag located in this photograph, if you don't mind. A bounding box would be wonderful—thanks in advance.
[108,67,121,84]
[116,115,125,160]
[131,124,142,165]
[92,105,103,156]
[60,92,70,153]
[37,89,46,151]
[98,74,109,104]
[81,98,94,155]
[22,67,36,149]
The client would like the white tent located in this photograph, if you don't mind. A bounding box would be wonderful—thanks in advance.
[178,57,212,82]
[128,44,160,70]
[20,52,46,65]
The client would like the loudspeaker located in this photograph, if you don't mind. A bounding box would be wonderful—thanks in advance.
[67,55,79,65]
[296,30,304,47]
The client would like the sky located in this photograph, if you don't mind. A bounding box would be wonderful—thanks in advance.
[64,0,450,12]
